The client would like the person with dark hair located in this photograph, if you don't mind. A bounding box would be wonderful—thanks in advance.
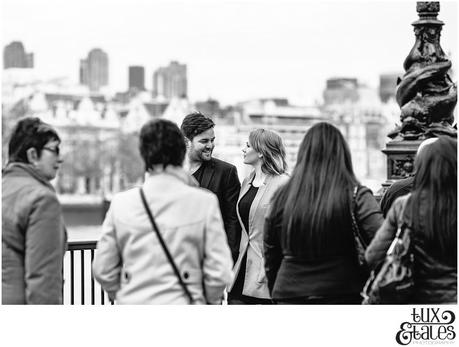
[380,137,438,217]
[2,117,67,304]
[264,122,384,304]
[227,129,289,304]
[366,136,457,304]
[181,112,241,262]
[93,119,233,304]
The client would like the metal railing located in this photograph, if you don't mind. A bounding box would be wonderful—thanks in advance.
[65,240,114,305]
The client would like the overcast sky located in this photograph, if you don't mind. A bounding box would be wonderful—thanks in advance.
[2,0,458,105]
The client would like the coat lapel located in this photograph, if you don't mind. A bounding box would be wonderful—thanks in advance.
[200,160,215,190]
[248,175,273,234]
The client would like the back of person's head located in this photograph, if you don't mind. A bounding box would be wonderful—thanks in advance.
[139,119,186,170]
[8,117,60,164]
[411,136,457,264]
[274,122,358,256]
[249,129,287,175]
[180,112,215,141]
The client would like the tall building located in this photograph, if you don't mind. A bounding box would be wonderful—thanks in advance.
[152,61,187,99]
[323,78,359,105]
[128,66,145,91]
[3,41,34,69]
[79,48,109,92]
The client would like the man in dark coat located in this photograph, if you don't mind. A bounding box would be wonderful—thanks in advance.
[181,112,241,262]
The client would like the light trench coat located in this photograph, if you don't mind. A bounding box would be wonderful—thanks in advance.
[228,171,289,299]
[93,167,233,304]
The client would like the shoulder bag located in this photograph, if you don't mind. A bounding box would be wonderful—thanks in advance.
[361,201,414,304]
[139,188,195,304]
[350,185,369,270]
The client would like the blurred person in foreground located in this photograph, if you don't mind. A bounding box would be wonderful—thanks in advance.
[366,136,457,304]
[380,137,438,217]
[93,119,233,304]
[227,129,289,304]
[181,112,241,262]
[2,117,67,304]
[264,122,384,304]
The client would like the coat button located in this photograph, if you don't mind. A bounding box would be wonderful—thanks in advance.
[183,272,189,279]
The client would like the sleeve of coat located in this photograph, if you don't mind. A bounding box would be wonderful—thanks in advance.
[25,191,66,304]
[355,186,384,245]
[221,165,241,262]
[92,202,122,300]
[202,194,234,304]
[263,207,283,296]
[365,197,405,268]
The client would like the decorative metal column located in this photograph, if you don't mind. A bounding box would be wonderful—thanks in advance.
[382,1,457,189]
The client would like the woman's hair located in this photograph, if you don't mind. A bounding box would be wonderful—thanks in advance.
[180,112,215,141]
[8,117,60,164]
[272,122,357,256]
[249,129,287,175]
[410,136,457,264]
[139,119,186,170]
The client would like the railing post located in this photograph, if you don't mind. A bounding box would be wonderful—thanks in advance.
[70,250,75,305]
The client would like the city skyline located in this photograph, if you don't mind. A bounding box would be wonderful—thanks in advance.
[2,0,458,106]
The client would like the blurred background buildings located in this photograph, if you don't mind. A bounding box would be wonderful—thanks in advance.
[2,40,407,198]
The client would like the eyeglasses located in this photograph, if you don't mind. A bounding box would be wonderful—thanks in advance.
[42,147,60,156]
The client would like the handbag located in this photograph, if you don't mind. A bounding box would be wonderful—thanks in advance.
[139,188,195,304]
[350,185,368,270]
[361,205,414,304]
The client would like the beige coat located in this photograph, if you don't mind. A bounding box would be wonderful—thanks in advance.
[228,172,289,298]
[93,167,233,304]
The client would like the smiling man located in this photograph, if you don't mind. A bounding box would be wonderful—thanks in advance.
[181,112,241,262]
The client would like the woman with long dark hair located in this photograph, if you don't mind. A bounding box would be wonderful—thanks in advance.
[366,136,457,304]
[264,122,383,304]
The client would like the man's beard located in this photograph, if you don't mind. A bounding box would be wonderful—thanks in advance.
[199,149,213,161]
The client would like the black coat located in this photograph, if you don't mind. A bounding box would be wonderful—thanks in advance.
[264,185,384,302]
[380,176,414,218]
[196,158,241,261]
[366,194,457,304]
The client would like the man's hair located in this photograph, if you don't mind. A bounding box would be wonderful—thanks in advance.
[139,119,186,170]
[8,117,60,164]
[180,112,215,141]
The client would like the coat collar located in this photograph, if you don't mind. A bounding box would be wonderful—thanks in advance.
[237,171,275,235]
[2,162,55,191]
[145,165,199,188]
[200,158,216,189]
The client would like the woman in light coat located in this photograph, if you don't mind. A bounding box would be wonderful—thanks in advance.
[93,119,233,304]
[227,129,289,304]
[2,117,67,304]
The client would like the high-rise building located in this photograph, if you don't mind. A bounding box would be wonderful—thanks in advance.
[153,61,187,99]
[128,66,145,91]
[3,41,34,69]
[323,78,359,105]
[79,48,109,91]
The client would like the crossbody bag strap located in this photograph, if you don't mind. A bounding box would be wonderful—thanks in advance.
[139,188,194,304]
[350,185,368,247]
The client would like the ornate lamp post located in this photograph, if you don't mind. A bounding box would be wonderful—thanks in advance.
[382,1,456,189]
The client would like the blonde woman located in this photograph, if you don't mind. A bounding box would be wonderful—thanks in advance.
[227,129,289,304]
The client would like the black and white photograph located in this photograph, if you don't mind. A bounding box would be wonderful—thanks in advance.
[1,0,457,346]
